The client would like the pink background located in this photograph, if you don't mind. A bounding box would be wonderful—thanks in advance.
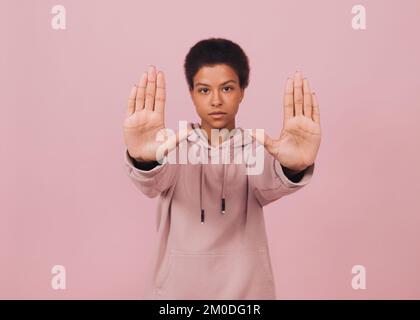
[1,0,420,299]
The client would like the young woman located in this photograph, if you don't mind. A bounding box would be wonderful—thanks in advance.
[123,38,321,299]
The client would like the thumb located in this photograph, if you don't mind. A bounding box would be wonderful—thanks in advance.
[156,127,193,160]
[250,129,271,148]
[175,127,193,146]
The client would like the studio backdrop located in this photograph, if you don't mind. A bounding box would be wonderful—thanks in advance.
[1,0,419,299]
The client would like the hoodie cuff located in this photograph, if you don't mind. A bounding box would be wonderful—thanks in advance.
[274,159,315,188]
[125,150,166,177]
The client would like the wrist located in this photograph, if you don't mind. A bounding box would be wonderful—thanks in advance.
[128,151,148,163]
[280,164,307,176]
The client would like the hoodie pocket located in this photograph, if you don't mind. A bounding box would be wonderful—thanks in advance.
[156,249,275,300]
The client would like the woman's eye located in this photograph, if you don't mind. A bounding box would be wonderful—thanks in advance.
[199,88,209,94]
[223,86,233,92]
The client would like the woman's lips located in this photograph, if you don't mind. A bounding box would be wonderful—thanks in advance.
[209,112,226,119]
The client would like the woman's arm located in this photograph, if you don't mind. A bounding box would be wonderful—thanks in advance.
[248,145,315,207]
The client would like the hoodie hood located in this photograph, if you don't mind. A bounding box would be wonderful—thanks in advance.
[186,122,254,224]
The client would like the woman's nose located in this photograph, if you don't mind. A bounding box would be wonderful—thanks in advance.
[210,91,222,106]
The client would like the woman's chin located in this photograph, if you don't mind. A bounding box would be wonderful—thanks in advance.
[207,118,230,128]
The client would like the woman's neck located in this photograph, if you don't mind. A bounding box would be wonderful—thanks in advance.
[199,119,236,147]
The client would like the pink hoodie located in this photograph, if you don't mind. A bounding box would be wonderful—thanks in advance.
[124,121,315,299]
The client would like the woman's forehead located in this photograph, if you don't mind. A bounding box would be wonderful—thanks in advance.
[193,64,239,85]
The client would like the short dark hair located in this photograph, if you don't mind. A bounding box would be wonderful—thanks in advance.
[184,38,250,91]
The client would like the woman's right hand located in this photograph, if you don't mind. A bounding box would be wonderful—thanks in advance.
[123,65,189,162]
[124,65,166,162]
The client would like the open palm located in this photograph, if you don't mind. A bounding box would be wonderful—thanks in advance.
[124,65,189,162]
[252,71,321,172]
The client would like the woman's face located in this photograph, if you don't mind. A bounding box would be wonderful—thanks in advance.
[190,64,244,134]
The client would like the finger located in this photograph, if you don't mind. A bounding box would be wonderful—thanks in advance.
[293,71,304,116]
[144,65,157,111]
[283,78,294,124]
[135,72,147,112]
[311,92,320,124]
[303,78,312,119]
[127,85,137,117]
[154,71,166,114]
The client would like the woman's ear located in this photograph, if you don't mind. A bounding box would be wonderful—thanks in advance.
[239,89,245,102]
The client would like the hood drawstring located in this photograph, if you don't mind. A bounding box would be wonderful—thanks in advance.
[221,164,226,214]
[195,123,248,224]
[200,163,227,224]
[200,163,205,224]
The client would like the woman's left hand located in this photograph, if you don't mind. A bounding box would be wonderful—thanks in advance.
[252,71,321,173]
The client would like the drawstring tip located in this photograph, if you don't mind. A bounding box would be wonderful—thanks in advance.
[221,198,226,214]
[201,209,205,224]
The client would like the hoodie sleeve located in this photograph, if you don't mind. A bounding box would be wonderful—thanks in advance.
[124,150,179,198]
[248,146,315,207]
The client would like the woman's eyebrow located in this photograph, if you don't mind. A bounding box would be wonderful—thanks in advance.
[195,80,237,87]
